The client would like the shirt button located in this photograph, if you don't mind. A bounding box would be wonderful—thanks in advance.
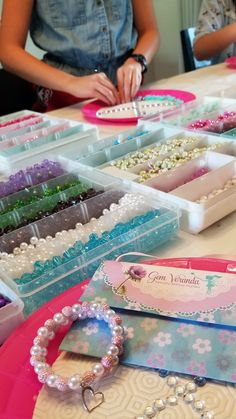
[102,26,107,32]
[97,0,102,5]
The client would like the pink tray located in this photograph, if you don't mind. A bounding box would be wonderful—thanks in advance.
[225,56,236,69]
[81,89,196,124]
[0,257,234,418]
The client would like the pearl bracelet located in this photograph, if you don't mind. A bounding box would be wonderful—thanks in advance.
[30,301,125,413]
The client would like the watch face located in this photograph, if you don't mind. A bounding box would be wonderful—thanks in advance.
[131,54,147,73]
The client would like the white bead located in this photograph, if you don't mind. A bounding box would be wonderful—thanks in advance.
[46,374,58,387]
[53,313,65,324]
[68,374,81,390]
[13,247,21,255]
[153,398,166,411]
[167,375,179,387]
[20,242,28,251]
[167,395,178,406]
[30,345,42,356]
[30,236,38,245]
[107,345,119,356]
[186,382,197,393]
[144,406,156,418]
[112,325,123,336]
[37,326,49,338]
[46,235,53,241]
[175,385,185,397]
[194,400,205,412]
[184,393,195,404]
[202,411,214,419]
[104,309,116,321]
[92,363,105,377]
[34,362,49,374]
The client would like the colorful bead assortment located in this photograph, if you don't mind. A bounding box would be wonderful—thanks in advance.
[138,142,224,183]
[0,160,65,198]
[0,113,39,129]
[196,175,236,203]
[187,111,236,134]
[111,136,198,170]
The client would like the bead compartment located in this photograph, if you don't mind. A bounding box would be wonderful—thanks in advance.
[0,279,24,344]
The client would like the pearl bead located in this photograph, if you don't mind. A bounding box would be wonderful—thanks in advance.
[153,399,166,411]
[144,406,156,418]
[30,345,43,356]
[194,400,205,412]
[46,374,58,387]
[167,375,179,387]
[68,374,81,390]
[186,382,197,393]
[202,411,214,419]
[34,362,49,374]
[112,325,123,336]
[20,242,28,251]
[92,363,105,377]
[37,326,49,338]
[53,313,65,324]
[30,236,38,245]
[175,385,185,396]
[167,395,178,406]
[184,393,195,404]
[107,345,119,356]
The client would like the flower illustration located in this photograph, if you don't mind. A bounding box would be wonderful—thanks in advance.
[218,330,236,345]
[192,338,212,354]
[216,355,233,371]
[133,340,149,353]
[125,326,135,339]
[128,265,146,280]
[187,360,206,376]
[140,317,158,332]
[177,324,195,337]
[115,265,146,294]
[82,321,99,336]
[171,349,191,363]
[153,332,172,347]
[70,341,89,354]
[147,353,165,368]
[63,330,79,343]
[197,312,215,323]
[83,286,96,297]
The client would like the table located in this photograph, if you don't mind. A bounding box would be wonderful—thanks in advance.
[49,63,236,259]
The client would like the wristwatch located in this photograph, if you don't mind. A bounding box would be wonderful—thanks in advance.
[130,54,148,73]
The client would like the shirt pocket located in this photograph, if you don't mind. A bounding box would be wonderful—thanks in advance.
[48,0,87,28]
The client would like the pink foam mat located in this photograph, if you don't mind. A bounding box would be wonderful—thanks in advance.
[0,257,234,418]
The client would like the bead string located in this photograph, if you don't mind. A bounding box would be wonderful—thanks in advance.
[30,301,125,413]
[137,374,214,418]
[0,193,151,279]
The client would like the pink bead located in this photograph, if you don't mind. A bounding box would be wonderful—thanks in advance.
[101,304,110,312]
[38,368,51,384]
[81,371,96,387]
[81,302,90,313]
[112,335,124,347]
[55,376,69,391]
[33,336,48,347]
[101,355,115,370]
[110,315,122,326]
[44,319,57,331]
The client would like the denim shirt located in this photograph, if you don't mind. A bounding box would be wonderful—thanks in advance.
[30,0,138,83]
[194,0,236,64]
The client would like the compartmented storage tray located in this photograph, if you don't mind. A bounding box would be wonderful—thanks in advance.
[0,165,180,316]
[73,126,236,234]
[0,280,24,344]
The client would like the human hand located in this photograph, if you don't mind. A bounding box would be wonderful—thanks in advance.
[117,58,143,103]
[67,72,119,105]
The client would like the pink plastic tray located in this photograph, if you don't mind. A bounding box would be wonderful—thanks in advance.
[81,89,196,123]
[0,257,235,418]
[225,56,236,69]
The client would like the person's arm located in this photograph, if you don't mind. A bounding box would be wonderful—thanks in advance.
[0,0,119,104]
[194,22,236,61]
[117,0,160,103]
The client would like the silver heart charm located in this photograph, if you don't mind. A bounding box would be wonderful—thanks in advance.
[82,386,105,413]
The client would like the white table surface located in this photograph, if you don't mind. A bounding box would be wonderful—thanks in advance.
[49,63,236,260]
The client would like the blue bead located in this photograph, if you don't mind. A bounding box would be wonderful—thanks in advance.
[159,369,169,378]
[194,376,207,387]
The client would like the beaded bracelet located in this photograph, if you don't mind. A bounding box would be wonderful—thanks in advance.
[30,301,125,413]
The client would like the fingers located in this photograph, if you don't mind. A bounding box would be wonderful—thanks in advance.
[94,72,119,105]
[117,64,142,104]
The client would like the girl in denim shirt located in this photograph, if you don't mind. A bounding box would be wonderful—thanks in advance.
[0,0,159,113]
[194,0,236,64]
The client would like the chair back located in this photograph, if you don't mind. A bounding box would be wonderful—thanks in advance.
[180,27,211,72]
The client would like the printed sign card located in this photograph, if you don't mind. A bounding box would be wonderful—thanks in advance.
[81,260,236,327]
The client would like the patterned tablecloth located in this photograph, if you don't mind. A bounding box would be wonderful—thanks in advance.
[33,352,236,419]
